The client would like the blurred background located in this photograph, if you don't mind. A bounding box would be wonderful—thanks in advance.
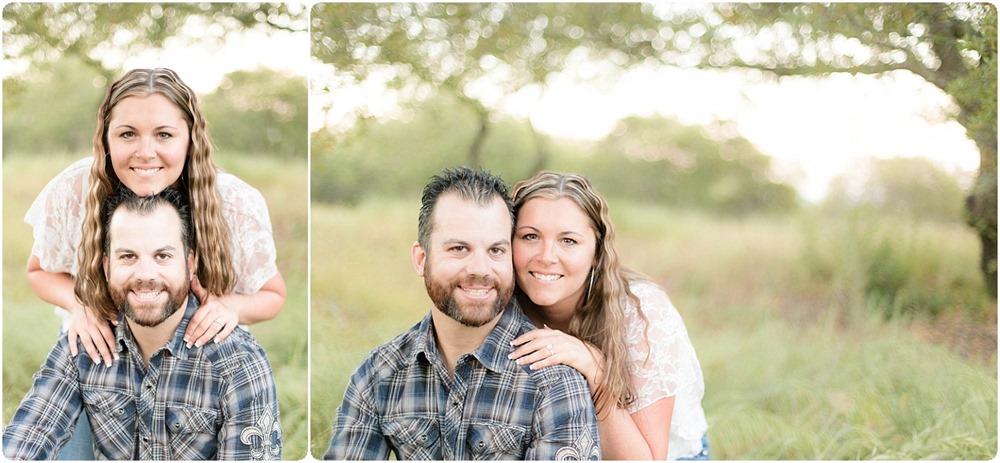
[2,3,309,459]
[310,3,997,459]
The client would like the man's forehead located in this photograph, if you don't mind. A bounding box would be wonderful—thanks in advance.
[108,204,183,244]
[430,193,511,242]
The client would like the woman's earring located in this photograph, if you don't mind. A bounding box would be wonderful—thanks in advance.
[584,268,596,304]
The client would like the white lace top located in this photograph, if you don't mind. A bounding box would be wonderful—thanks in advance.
[25,157,278,322]
[624,279,708,459]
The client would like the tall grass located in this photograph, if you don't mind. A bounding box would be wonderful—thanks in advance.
[2,152,309,459]
[310,198,996,459]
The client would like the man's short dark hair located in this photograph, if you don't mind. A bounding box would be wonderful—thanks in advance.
[417,167,514,249]
[102,188,193,255]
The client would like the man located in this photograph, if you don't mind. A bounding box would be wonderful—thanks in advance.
[326,167,600,460]
[3,189,281,460]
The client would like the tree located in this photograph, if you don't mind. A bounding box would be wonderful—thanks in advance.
[311,3,659,170]
[648,3,996,296]
[3,3,306,80]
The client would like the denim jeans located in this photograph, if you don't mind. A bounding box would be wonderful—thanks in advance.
[56,411,95,460]
[677,434,711,460]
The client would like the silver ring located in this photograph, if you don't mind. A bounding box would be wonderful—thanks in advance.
[213,319,224,326]
[546,344,554,357]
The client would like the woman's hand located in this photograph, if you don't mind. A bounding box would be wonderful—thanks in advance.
[183,277,239,348]
[509,326,605,389]
[67,304,118,366]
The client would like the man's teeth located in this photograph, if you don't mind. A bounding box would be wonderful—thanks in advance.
[533,273,561,282]
[464,288,491,296]
[133,291,161,301]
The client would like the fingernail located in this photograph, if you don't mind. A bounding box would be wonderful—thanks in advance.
[113,354,120,361]
[93,358,101,366]
[194,342,201,348]
[507,354,513,359]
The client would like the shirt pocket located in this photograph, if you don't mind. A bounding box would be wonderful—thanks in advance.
[165,405,221,459]
[467,422,528,460]
[81,388,135,455]
[382,416,440,460]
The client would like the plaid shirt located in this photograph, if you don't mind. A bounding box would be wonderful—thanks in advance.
[3,294,281,460]
[326,302,601,460]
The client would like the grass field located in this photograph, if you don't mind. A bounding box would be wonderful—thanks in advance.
[2,153,309,459]
[310,197,997,459]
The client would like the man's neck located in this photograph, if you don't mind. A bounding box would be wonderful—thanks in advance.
[430,309,502,380]
[126,296,188,367]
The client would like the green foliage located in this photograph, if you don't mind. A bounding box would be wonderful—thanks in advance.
[3,3,306,76]
[824,157,967,223]
[311,94,798,216]
[202,69,308,159]
[2,56,106,156]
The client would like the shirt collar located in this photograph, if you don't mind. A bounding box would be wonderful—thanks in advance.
[411,299,523,374]
[115,291,200,361]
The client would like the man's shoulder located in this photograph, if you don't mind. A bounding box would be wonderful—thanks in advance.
[350,318,427,382]
[198,327,272,371]
[505,313,590,391]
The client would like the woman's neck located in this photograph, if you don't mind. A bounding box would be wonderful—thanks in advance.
[516,292,575,331]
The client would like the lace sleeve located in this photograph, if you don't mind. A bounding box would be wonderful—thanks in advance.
[24,158,90,276]
[218,173,279,295]
[624,280,703,413]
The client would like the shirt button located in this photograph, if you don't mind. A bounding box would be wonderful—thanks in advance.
[477,441,485,449]
[116,408,124,415]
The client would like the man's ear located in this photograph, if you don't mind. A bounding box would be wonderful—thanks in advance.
[411,241,427,277]
[187,251,196,280]
[103,254,109,279]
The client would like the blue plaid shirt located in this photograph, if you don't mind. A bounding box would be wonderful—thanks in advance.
[326,302,601,460]
[3,293,282,460]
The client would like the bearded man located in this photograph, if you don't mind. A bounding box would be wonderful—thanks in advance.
[3,188,281,460]
[326,167,600,460]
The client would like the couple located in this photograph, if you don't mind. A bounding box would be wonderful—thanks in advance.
[327,168,709,460]
[5,68,285,460]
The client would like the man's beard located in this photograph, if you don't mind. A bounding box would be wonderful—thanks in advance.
[424,263,513,328]
[109,278,188,328]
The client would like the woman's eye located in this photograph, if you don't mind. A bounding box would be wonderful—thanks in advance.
[156,132,172,140]
[521,233,538,241]
[120,131,135,139]
[561,238,578,246]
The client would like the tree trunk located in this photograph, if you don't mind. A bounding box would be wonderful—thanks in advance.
[966,142,998,298]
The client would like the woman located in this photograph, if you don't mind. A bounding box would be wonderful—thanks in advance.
[25,68,286,458]
[508,171,708,460]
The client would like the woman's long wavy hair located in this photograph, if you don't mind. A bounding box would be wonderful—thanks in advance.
[76,68,235,320]
[512,171,650,417]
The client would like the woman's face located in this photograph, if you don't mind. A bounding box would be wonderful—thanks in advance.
[107,93,189,196]
[513,196,597,314]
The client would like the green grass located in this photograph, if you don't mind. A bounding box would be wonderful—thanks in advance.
[2,152,309,459]
[310,198,997,459]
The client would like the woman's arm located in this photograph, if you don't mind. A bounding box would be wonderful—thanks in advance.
[183,271,287,347]
[594,395,674,459]
[26,254,117,365]
[510,327,674,459]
